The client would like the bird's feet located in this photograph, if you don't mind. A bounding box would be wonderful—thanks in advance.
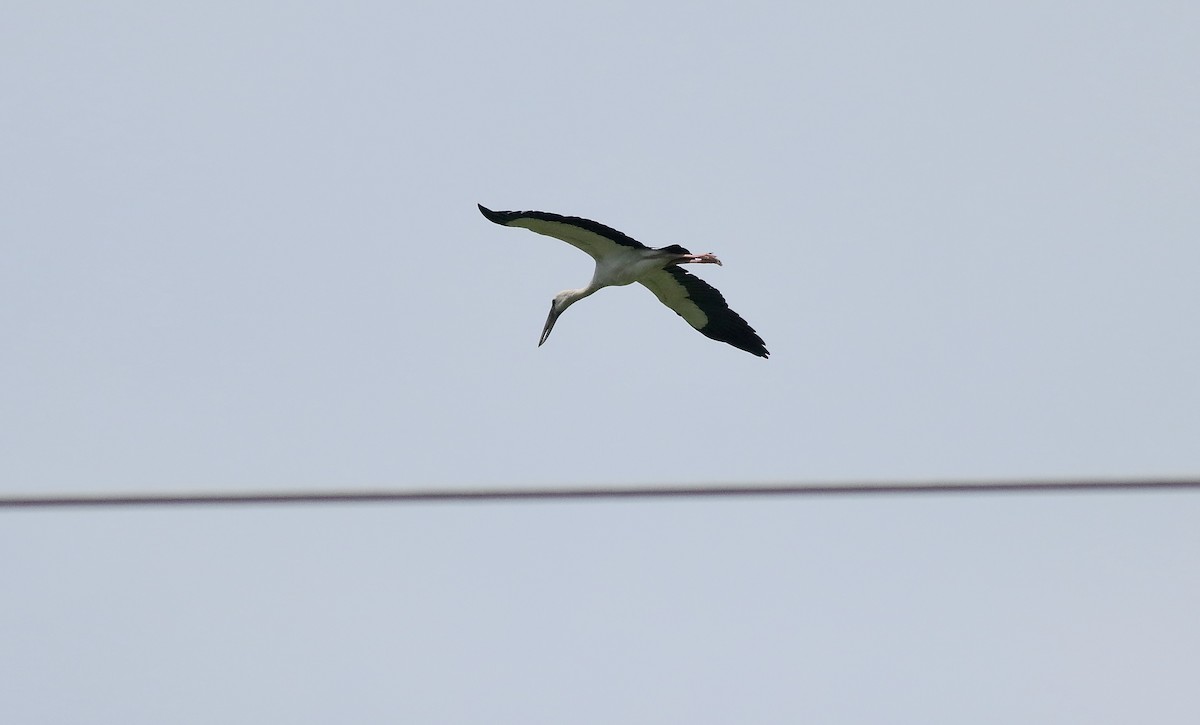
[684,252,723,266]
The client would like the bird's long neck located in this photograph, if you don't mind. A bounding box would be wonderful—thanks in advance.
[560,284,600,308]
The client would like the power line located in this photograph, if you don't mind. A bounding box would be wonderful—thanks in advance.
[1,478,1197,509]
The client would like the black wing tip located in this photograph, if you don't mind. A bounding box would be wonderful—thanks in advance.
[697,322,769,357]
[477,204,552,227]
[715,329,769,358]
[478,204,511,224]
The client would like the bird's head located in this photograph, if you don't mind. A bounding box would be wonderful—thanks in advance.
[540,290,582,347]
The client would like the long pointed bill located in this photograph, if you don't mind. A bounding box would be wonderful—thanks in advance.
[539,303,562,347]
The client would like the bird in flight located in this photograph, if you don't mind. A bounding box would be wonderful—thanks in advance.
[478,204,768,358]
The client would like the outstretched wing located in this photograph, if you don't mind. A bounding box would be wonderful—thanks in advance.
[478,204,648,261]
[639,266,769,358]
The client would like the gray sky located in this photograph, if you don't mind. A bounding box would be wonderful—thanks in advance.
[3,1,1198,722]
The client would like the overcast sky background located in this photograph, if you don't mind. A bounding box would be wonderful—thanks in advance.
[3,1,1198,723]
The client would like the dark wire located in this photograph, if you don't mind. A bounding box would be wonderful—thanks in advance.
[1,478,1197,509]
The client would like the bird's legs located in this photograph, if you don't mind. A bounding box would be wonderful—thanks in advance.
[678,252,723,266]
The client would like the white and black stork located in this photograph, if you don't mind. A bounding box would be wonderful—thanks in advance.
[478,204,768,358]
